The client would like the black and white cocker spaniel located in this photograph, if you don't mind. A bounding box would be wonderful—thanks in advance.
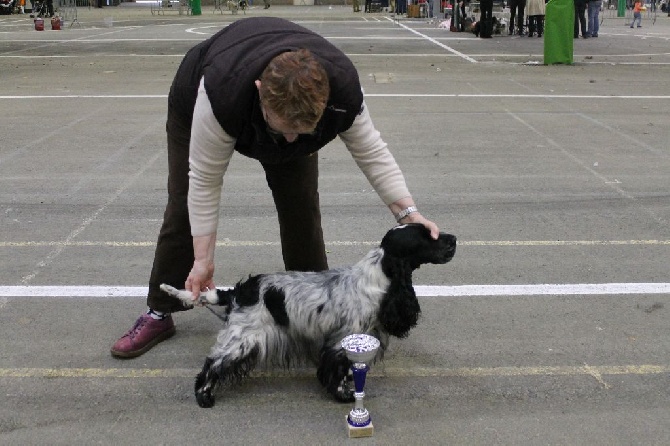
[161,223,457,408]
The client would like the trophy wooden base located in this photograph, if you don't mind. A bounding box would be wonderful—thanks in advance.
[346,417,374,438]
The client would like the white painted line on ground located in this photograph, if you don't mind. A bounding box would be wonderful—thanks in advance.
[1,239,669,247]
[415,283,670,296]
[384,16,478,63]
[3,53,669,60]
[1,283,669,298]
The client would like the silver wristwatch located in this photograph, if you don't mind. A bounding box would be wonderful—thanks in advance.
[395,206,418,222]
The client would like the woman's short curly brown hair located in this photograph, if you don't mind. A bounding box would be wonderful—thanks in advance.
[258,49,330,131]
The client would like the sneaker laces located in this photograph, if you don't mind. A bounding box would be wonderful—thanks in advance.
[122,315,150,340]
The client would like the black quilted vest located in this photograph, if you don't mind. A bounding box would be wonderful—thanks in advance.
[169,17,364,165]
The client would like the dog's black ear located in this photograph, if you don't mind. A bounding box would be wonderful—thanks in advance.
[379,257,421,338]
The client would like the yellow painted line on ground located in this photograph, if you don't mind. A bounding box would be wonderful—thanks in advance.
[0,368,197,378]
[0,240,669,248]
[1,365,668,379]
[378,364,670,378]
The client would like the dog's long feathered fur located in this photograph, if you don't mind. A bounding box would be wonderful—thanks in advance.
[161,223,457,408]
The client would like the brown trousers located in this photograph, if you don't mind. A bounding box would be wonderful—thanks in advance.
[147,100,328,313]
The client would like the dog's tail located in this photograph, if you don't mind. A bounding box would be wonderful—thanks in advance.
[159,283,220,308]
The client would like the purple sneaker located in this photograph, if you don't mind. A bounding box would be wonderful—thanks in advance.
[110,313,175,358]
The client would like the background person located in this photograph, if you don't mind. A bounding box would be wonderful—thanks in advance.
[526,0,545,36]
[509,0,527,35]
[587,0,601,36]
[574,0,588,37]
[479,0,494,37]
[456,0,467,31]
[110,18,441,359]
[630,0,643,27]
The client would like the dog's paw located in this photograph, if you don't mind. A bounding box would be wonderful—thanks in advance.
[195,369,217,408]
[195,388,216,408]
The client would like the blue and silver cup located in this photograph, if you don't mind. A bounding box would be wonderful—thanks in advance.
[341,333,381,437]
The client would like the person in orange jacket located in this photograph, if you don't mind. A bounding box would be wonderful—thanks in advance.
[630,0,643,27]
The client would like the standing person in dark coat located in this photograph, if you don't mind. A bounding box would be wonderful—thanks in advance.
[508,0,527,34]
[456,0,467,31]
[526,0,545,36]
[574,0,588,37]
[110,18,441,359]
[479,0,494,37]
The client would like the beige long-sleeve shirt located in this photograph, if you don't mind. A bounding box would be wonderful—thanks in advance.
[188,78,411,237]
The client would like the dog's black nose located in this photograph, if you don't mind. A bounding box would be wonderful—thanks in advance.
[438,233,457,245]
[436,233,457,263]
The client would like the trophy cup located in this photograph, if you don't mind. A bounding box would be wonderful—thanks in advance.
[341,333,380,438]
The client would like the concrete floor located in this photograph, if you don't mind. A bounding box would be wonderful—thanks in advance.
[1,5,669,445]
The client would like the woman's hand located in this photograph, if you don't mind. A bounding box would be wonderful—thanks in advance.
[185,259,215,301]
[186,233,218,300]
[390,198,441,240]
[400,211,440,240]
